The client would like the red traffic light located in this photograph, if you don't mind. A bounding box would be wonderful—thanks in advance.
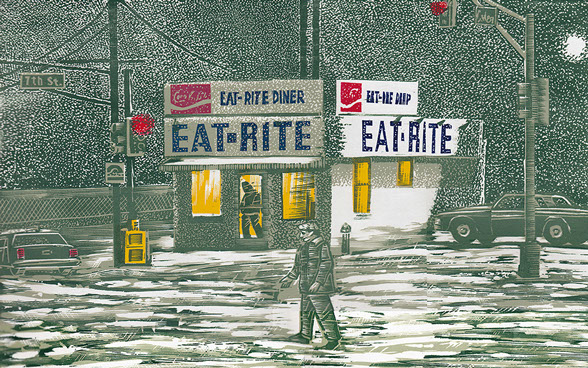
[131,113,155,136]
[431,1,448,16]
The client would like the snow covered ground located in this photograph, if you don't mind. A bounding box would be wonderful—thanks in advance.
[1,224,587,367]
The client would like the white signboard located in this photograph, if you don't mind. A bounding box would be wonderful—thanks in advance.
[341,116,467,157]
[164,80,323,116]
[165,116,323,157]
[105,163,125,184]
[336,80,418,115]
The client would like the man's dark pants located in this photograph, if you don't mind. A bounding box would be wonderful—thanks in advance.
[300,293,341,341]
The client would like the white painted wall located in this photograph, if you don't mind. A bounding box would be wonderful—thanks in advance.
[330,162,442,250]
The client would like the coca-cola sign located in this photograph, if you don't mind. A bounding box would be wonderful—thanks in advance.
[169,84,212,115]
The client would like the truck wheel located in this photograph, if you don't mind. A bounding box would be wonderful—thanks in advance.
[450,218,478,244]
[543,220,569,246]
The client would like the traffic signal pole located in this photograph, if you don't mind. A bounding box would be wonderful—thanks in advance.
[123,69,137,224]
[519,14,540,278]
[467,0,540,277]
[109,0,123,267]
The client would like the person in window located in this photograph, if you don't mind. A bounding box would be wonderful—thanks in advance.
[280,222,341,350]
[240,181,263,238]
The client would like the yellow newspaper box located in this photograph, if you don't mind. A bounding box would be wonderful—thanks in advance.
[125,230,148,264]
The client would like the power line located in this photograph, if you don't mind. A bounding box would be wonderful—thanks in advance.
[47,90,110,106]
[118,0,234,72]
[0,5,107,80]
[0,60,108,74]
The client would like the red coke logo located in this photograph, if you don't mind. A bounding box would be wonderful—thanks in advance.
[170,84,212,114]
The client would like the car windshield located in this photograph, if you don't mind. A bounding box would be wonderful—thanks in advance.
[13,234,67,247]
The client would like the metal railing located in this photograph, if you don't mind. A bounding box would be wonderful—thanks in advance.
[0,186,173,230]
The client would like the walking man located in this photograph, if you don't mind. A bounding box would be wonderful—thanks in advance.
[280,222,341,349]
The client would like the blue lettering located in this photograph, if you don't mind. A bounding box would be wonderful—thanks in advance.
[409,121,420,152]
[211,123,229,152]
[362,120,373,152]
[272,90,279,104]
[220,91,227,106]
[295,121,311,150]
[428,123,439,154]
[390,121,401,152]
[375,121,388,152]
[240,122,258,151]
[263,122,270,151]
[273,121,292,150]
[262,90,269,105]
[172,124,188,152]
[297,90,305,103]
[192,124,212,152]
[441,124,452,154]
[244,91,252,105]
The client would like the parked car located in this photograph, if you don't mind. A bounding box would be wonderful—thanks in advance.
[0,228,81,275]
[435,194,588,246]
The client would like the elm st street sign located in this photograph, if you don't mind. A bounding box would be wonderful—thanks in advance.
[20,72,65,89]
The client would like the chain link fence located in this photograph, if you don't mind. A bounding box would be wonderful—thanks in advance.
[0,186,173,231]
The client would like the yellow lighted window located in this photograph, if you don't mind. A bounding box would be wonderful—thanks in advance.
[192,170,221,216]
[353,159,371,213]
[283,172,315,220]
[397,159,413,187]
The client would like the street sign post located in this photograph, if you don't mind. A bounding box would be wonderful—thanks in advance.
[20,72,65,89]
[475,7,498,26]
[105,163,126,184]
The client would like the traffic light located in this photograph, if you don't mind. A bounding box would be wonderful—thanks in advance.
[110,122,126,154]
[517,82,531,119]
[439,0,457,28]
[517,79,549,125]
[531,78,549,126]
[126,117,146,157]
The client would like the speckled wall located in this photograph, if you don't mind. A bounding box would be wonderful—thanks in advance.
[172,168,332,250]
[173,170,239,250]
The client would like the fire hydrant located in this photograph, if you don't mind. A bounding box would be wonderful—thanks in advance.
[340,222,351,255]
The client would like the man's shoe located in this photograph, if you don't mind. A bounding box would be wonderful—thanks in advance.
[319,339,341,350]
[287,333,310,344]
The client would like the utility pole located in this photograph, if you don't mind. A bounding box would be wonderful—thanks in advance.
[300,0,308,79]
[311,0,320,79]
[109,0,123,267]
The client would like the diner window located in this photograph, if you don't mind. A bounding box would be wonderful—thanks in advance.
[353,159,371,213]
[397,159,413,187]
[283,172,315,220]
[192,170,221,216]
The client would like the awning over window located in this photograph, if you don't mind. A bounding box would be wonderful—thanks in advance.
[159,156,325,172]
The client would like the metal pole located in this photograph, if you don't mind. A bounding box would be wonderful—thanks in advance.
[311,0,320,79]
[109,0,123,267]
[300,0,308,79]
[123,69,137,224]
[519,14,540,278]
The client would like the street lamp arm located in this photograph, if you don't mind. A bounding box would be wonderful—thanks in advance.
[477,0,525,22]
[496,23,525,59]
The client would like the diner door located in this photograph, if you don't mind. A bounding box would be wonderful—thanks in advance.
[239,174,264,239]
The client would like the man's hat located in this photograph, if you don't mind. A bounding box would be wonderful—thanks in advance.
[298,222,319,232]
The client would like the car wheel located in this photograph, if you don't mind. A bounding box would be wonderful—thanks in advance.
[477,234,496,246]
[569,234,588,246]
[9,268,25,276]
[543,220,569,246]
[450,218,478,244]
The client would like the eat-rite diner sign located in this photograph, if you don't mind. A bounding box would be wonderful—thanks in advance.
[164,80,323,157]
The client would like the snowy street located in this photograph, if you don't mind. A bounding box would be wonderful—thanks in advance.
[1,224,587,367]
